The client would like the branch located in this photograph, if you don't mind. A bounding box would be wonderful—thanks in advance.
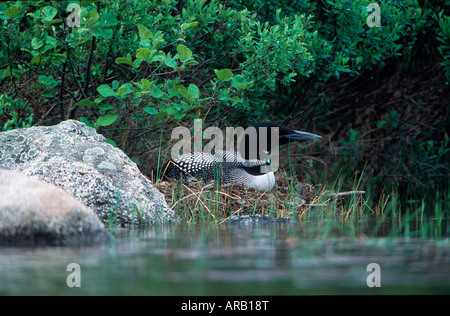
[83,1,100,95]
[83,35,97,95]
[64,40,89,101]
[331,190,366,197]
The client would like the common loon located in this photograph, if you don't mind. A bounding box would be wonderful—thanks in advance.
[163,122,321,191]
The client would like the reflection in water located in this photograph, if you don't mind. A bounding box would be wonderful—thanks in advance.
[0,219,448,295]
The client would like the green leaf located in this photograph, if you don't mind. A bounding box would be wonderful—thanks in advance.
[98,13,118,26]
[133,58,143,68]
[177,44,192,61]
[116,86,127,95]
[174,113,186,120]
[44,18,62,26]
[86,11,99,27]
[173,85,194,101]
[188,84,199,99]
[105,138,117,147]
[98,104,115,111]
[38,75,58,87]
[215,68,233,81]
[37,75,47,84]
[184,60,199,67]
[74,99,96,107]
[182,21,198,31]
[139,39,152,48]
[45,35,58,47]
[42,6,57,21]
[141,79,152,90]
[31,38,44,50]
[2,66,10,77]
[5,6,21,18]
[97,114,118,127]
[94,96,105,104]
[376,120,387,128]
[151,90,164,99]
[115,57,132,65]
[116,83,132,96]
[151,54,165,63]
[137,23,152,40]
[232,75,253,90]
[165,58,178,69]
[143,107,158,115]
[94,27,113,39]
[31,84,45,89]
[80,117,95,128]
[97,84,116,97]
[136,48,151,60]
[30,56,44,65]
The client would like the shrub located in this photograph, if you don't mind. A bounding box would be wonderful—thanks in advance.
[0,0,447,208]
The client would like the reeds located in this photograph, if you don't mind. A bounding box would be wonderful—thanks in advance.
[155,164,448,239]
[157,166,370,224]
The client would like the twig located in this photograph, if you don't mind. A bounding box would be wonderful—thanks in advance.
[64,41,89,100]
[6,20,19,98]
[330,190,366,198]
[299,194,322,222]
[181,183,216,219]
[171,184,212,208]
[83,35,97,95]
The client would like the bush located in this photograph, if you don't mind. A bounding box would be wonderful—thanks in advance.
[436,12,450,82]
[0,0,447,207]
[1,0,430,128]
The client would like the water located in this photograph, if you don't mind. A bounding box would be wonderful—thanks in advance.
[0,219,449,295]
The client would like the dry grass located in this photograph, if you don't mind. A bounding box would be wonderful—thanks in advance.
[156,167,368,223]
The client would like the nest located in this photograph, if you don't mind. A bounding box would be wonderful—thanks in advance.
[157,169,327,222]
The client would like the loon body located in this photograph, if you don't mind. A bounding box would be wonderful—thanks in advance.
[163,122,321,191]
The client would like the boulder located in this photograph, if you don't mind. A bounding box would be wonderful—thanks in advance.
[0,120,176,225]
[227,215,291,225]
[0,170,111,245]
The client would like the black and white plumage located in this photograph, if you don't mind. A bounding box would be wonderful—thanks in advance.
[163,122,321,192]
[164,150,275,191]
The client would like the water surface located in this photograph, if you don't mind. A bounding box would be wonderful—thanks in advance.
[0,219,448,295]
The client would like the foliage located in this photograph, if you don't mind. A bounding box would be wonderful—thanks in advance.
[436,11,450,82]
[1,0,433,125]
[0,0,448,211]
[0,93,33,131]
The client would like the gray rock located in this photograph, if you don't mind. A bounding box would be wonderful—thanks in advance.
[0,120,176,225]
[0,170,112,245]
[227,215,292,225]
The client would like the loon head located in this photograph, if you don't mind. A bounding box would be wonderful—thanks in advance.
[239,122,321,160]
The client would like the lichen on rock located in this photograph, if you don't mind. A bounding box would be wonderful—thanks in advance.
[0,120,176,226]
